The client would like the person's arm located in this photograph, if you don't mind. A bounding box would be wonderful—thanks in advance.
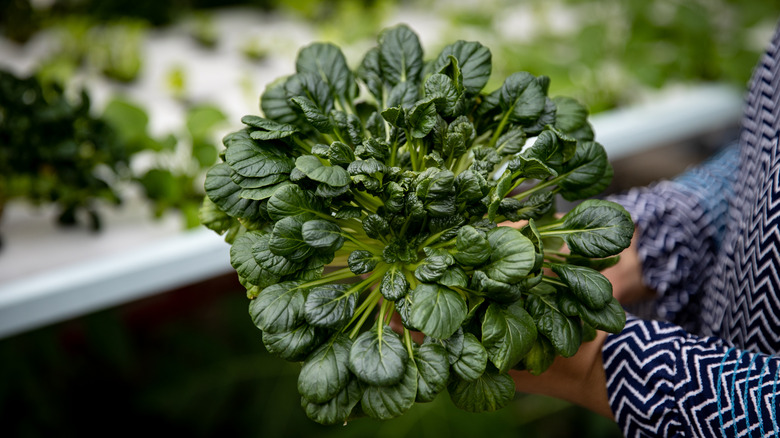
[607,145,740,322]
[513,316,780,438]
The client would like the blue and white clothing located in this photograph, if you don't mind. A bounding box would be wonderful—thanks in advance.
[602,21,780,437]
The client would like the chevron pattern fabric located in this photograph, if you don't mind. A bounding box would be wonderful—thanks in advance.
[601,22,780,437]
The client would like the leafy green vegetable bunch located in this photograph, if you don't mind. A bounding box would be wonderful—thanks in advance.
[201,24,634,424]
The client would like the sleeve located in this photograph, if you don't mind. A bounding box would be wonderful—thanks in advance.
[602,315,780,438]
[607,145,740,324]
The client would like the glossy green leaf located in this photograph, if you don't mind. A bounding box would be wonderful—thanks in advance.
[304,284,356,329]
[230,230,280,288]
[224,129,293,178]
[558,141,609,201]
[361,360,418,420]
[298,335,353,403]
[407,99,438,139]
[347,250,379,275]
[447,367,515,413]
[576,297,626,334]
[349,325,409,386]
[290,96,332,133]
[260,76,298,124]
[251,234,303,276]
[437,266,468,288]
[270,215,315,262]
[484,227,535,284]
[499,72,546,123]
[262,322,326,361]
[414,343,450,403]
[204,162,263,220]
[249,281,306,333]
[380,266,409,301]
[296,42,353,99]
[378,24,423,86]
[526,295,581,358]
[453,225,490,266]
[267,184,325,220]
[295,155,350,187]
[431,40,492,96]
[481,302,537,373]
[551,263,612,310]
[301,219,344,252]
[521,335,556,375]
[301,378,362,426]
[452,332,488,382]
[423,327,464,365]
[409,283,468,340]
[558,199,634,258]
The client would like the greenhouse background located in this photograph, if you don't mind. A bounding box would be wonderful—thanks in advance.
[1,0,778,436]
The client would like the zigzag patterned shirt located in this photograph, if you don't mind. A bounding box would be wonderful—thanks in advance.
[603,22,780,437]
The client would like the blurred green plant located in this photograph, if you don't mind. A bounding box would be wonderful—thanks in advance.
[430,0,780,112]
[0,69,133,231]
[102,98,227,228]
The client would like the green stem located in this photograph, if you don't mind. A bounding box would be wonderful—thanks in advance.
[403,328,414,357]
[352,190,382,213]
[349,289,381,338]
[487,111,512,149]
[292,135,312,153]
[511,175,563,202]
[295,267,358,290]
[541,276,567,288]
[341,233,384,254]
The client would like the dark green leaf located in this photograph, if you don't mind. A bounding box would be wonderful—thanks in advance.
[452,332,488,381]
[252,234,303,276]
[290,96,332,133]
[499,72,546,123]
[204,162,263,220]
[230,230,281,288]
[301,378,362,425]
[267,184,325,220]
[409,283,468,340]
[296,42,353,99]
[558,199,634,258]
[262,322,326,361]
[249,281,306,333]
[243,115,299,140]
[407,99,438,139]
[304,284,357,329]
[298,334,353,403]
[378,24,423,86]
[381,266,409,300]
[484,227,535,284]
[481,302,537,373]
[301,219,344,252]
[224,129,294,178]
[453,225,490,266]
[295,155,350,187]
[361,360,418,420]
[260,76,299,124]
[526,295,582,358]
[437,266,468,288]
[551,263,612,310]
[348,250,379,275]
[349,325,409,386]
[414,343,450,403]
[431,40,492,96]
[270,215,315,261]
[576,297,626,334]
[521,335,556,375]
[447,367,515,413]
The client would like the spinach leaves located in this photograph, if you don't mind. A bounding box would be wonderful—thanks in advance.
[202,25,633,424]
